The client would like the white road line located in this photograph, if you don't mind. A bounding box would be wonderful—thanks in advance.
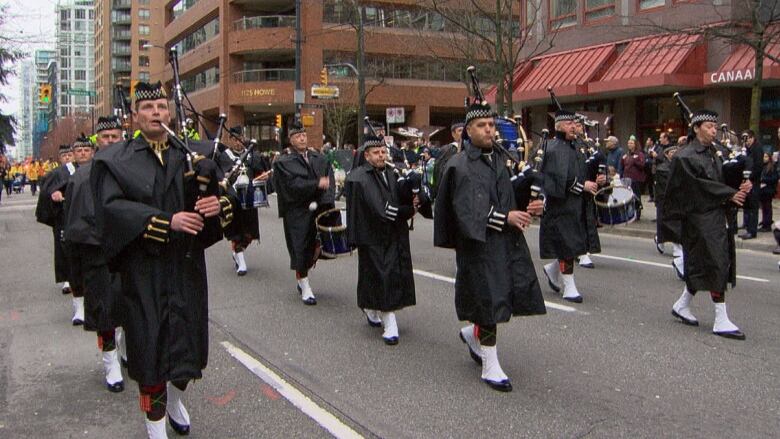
[412,269,582,314]
[591,254,770,283]
[221,341,364,439]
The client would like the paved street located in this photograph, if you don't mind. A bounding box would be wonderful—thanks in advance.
[1,194,778,438]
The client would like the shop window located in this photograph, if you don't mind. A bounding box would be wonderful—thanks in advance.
[550,0,577,28]
[586,0,615,21]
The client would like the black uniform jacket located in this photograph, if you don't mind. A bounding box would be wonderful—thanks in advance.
[91,136,222,385]
[663,139,738,292]
[539,132,588,260]
[579,138,602,254]
[346,163,416,311]
[217,147,272,242]
[434,141,546,325]
[272,149,335,272]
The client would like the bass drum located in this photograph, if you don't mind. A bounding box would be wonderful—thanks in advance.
[495,117,519,151]
[594,185,636,225]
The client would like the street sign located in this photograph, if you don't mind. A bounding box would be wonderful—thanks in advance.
[386,107,405,124]
[311,84,339,100]
[301,114,315,127]
[67,89,96,97]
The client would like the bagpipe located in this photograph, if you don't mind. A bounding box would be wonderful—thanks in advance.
[673,92,748,191]
[364,117,434,223]
[113,82,132,139]
[466,66,544,211]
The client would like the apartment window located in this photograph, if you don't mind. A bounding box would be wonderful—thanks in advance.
[139,56,150,67]
[89,10,95,19]
[526,0,541,27]
[139,25,150,35]
[138,9,150,20]
[61,70,69,80]
[75,70,86,80]
[60,47,70,56]
[139,71,150,82]
[639,0,665,9]
[586,0,615,21]
[171,17,219,56]
[139,39,149,51]
[550,0,577,28]
[139,0,149,4]
[75,9,85,19]
[60,20,70,31]
[61,58,69,68]
[60,9,69,20]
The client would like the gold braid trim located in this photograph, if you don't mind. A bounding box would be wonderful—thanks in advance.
[143,215,171,243]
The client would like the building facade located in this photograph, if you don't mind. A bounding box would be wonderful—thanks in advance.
[16,61,35,160]
[55,0,96,121]
[33,49,56,158]
[159,0,474,148]
[496,0,779,146]
[94,0,165,117]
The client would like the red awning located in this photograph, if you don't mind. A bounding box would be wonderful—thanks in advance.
[512,44,616,101]
[588,33,705,94]
[704,38,780,85]
[484,62,533,103]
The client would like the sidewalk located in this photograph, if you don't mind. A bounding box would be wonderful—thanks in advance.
[597,195,779,253]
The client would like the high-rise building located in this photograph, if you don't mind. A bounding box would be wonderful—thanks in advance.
[94,0,165,118]
[159,1,469,148]
[16,60,35,160]
[32,49,56,157]
[55,0,96,121]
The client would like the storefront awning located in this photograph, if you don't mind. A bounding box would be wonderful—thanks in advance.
[588,33,705,94]
[485,62,532,103]
[513,44,616,101]
[704,40,780,86]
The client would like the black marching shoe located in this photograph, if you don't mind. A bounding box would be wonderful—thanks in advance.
[72,318,84,326]
[62,286,71,295]
[482,378,512,392]
[106,380,124,393]
[738,232,756,240]
[671,310,699,326]
[458,331,482,365]
[382,336,399,345]
[363,310,382,328]
[714,329,746,341]
[297,286,317,305]
[168,416,190,436]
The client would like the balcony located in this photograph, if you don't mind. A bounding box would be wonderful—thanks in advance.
[112,0,132,9]
[232,69,295,83]
[233,15,295,31]
[112,13,132,24]
[112,29,131,40]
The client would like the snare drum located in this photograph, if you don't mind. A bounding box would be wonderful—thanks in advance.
[594,185,636,225]
[251,180,269,208]
[235,176,269,210]
[315,208,354,259]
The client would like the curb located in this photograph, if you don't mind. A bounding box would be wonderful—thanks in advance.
[597,224,777,253]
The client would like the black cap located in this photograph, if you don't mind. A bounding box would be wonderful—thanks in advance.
[228,125,243,137]
[73,135,93,149]
[58,144,72,154]
[690,110,718,126]
[464,102,497,126]
[554,110,577,123]
[362,135,384,150]
[288,120,305,137]
[133,81,167,103]
[95,116,122,133]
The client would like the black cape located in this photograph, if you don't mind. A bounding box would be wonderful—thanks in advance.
[272,149,335,272]
[539,133,588,260]
[36,163,76,283]
[91,136,223,385]
[217,148,272,243]
[434,141,546,325]
[663,139,737,292]
[346,163,416,312]
[653,144,682,243]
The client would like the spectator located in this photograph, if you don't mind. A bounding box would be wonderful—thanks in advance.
[621,136,646,220]
[3,160,14,195]
[759,152,778,232]
[644,137,656,202]
[27,159,41,196]
[739,129,763,240]
[605,136,624,176]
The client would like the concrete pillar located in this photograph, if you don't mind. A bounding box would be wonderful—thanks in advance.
[410,105,430,128]
[301,3,324,148]
[612,96,637,143]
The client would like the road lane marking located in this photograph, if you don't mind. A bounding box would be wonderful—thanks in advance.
[221,341,364,439]
[412,269,582,314]
[591,254,770,283]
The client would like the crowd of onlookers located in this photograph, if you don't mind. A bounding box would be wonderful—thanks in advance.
[0,154,59,202]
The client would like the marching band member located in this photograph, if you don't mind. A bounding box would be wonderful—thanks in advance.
[432,121,463,196]
[36,144,76,298]
[574,115,607,269]
[434,100,546,392]
[272,121,335,306]
[216,126,272,276]
[664,110,751,340]
[652,132,685,278]
[540,110,600,303]
[345,136,417,345]
[63,118,125,393]
[91,82,228,437]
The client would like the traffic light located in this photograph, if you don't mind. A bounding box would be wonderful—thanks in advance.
[39,84,52,105]
[320,67,328,86]
[129,80,139,100]
[275,114,282,129]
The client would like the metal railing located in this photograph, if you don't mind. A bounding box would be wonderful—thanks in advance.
[232,69,295,83]
[233,15,296,31]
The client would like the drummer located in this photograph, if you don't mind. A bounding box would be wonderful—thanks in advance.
[345,136,418,345]
[216,126,272,276]
[574,114,607,269]
[539,110,601,303]
[272,121,335,305]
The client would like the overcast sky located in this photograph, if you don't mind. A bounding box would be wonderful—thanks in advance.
[1,0,58,116]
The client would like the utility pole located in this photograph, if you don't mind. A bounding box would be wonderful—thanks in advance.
[356,2,366,148]
[294,0,303,120]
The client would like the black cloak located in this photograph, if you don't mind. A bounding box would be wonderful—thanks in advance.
[539,133,588,260]
[346,163,416,312]
[36,163,75,283]
[91,136,223,385]
[217,147,272,243]
[272,149,335,272]
[663,139,737,292]
[653,144,682,243]
[434,141,546,325]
